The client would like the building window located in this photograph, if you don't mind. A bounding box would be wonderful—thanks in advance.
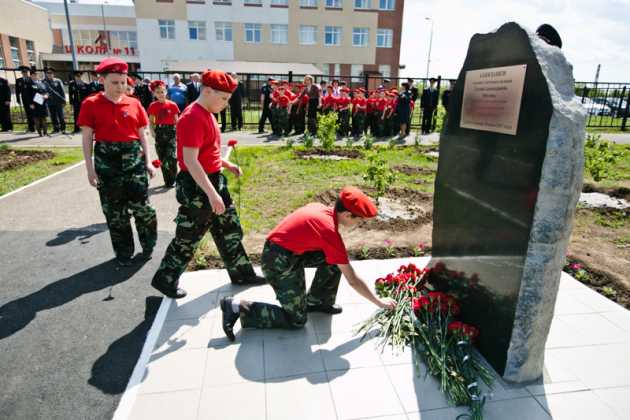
[0,43,5,68]
[379,64,391,78]
[333,63,340,77]
[271,0,288,5]
[25,40,36,66]
[9,37,20,67]
[215,22,233,41]
[351,64,363,78]
[270,24,288,44]
[110,31,138,49]
[244,23,262,43]
[378,0,395,10]
[324,26,341,46]
[300,0,318,7]
[354,0,370,9]
[299,25,317,45]
[159,20,176,39]
[325,0,341,7]
[352,28,369,47]
[188,21,207,40]
[71,30,100,45]
[244,0,262,4]
[376,28,393,48]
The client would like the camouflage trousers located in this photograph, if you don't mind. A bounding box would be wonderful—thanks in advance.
[352,112,366,138]
[94,141,157,260]
[271,107,289,136]
[152,170,256,288]
[240,240,341,329]
[337,109,351,137]
[154,125,177,187]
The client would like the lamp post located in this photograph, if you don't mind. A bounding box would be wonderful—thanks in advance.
[63,0,78,70]
[425,17,434,80]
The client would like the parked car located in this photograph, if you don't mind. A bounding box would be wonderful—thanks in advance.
[603,98,629,117]
[581,98,611,116]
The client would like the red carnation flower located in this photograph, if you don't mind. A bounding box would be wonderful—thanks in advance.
[227,139,238,147]
[412,296,430,312]
[152,159,162,168]
[448,321,464,332]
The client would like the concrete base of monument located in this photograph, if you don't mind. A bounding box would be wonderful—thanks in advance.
[113,258,630,420]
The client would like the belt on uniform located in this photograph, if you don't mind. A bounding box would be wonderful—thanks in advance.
[155,124,175,128]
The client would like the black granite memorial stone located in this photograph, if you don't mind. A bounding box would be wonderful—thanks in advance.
[431,22,553,375]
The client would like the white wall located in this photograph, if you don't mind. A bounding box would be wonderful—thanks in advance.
[138,1,289,71]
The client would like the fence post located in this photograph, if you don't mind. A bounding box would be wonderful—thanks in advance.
[363,73,369,91]
[622,88,630,131]
[288,71,293,84]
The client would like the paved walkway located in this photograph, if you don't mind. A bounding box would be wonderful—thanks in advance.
[118,257,630,420]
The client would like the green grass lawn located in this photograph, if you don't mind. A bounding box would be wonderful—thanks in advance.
[225,144,437,233]
[0,147,84,196]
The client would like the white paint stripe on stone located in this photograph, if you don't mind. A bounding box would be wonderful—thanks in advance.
[111,297,173,420]
[0,161,85,201]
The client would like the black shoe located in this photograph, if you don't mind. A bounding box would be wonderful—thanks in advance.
[140,248,153,260]
[220,297,240,341]
[151,279,187,299]
[232,275,266,286]
[257,130,265,134]
[116,257,133,267]
[307,303,343,314]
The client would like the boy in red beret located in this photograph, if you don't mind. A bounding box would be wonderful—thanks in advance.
[270,81,290,137]
[351,88,367,138]
[147,80,180,187]
[320,85,336,114]
[151,70,264,299]
[220,186,396,338]
[336,87,352,137]
[78,57,157,266]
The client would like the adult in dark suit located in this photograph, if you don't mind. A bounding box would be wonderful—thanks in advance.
[406,78,419,135]
[132,75,153,110]
[0,76,12,131]
[258,77,274,133]
[15,66,35,132]
[229,73,244,131]
[420,78,439,134]
[68,71,91,133]
[43,67,67,133]
[185,73,201,105]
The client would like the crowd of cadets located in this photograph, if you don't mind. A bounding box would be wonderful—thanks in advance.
[258,76,446,139]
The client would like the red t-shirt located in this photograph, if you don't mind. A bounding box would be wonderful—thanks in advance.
[148,100,180,125]
[300,94,309,106]
[267,203,349,265]
[78,92,149,142]
[323,95,336,109]
[352,98,367,113]
[176,103,222,173]
[376,98,388,112]
[277,95,290,108]
[336,97,351,110]
[366,98,376,112]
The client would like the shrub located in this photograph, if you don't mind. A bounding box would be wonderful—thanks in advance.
[584,134,623,182]
[317,112,339,150]
[363,148,396,204]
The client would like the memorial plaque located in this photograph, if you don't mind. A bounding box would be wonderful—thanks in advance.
[430,22,586,381]
[460,64,527,135]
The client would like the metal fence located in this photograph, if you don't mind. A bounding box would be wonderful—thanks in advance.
[2,67,629,131]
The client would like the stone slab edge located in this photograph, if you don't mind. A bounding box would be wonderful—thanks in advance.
[503,24,587,382]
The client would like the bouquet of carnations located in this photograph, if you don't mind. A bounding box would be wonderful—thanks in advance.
[356,263,494,420]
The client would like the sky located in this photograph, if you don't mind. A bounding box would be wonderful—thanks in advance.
[399,0,630,82]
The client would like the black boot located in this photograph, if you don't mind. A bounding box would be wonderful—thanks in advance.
[307,303,343,314]
[151,279,187,299]
[220,297,240,341]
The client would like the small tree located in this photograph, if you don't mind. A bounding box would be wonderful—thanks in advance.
[317,112,339,150]
[363,148,396,204]
[362,133,374,150]
[584,134,623,182]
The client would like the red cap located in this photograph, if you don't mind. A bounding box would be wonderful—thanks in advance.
[339,186,377,218]
[340,87,351,93]
[201,70,237,93]
[270,80,278,85]
[95,57,128,74]
[149,80,165,92]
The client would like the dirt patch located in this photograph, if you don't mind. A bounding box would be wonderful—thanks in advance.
[564,257,630,310]
[313,187,433,232]
[0,149,55,171]
[393,164,435,176]
[583,183,630,202]
[294,148,364,159]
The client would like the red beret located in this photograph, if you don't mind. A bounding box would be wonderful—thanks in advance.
[201,70,237,93]
[126,76,135,87]
[149,80,165,92]
[270,80,278,85]
[280,80,289,86]
[95,57,128,74]
[340,87,351,93]
[339,186,377,218]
